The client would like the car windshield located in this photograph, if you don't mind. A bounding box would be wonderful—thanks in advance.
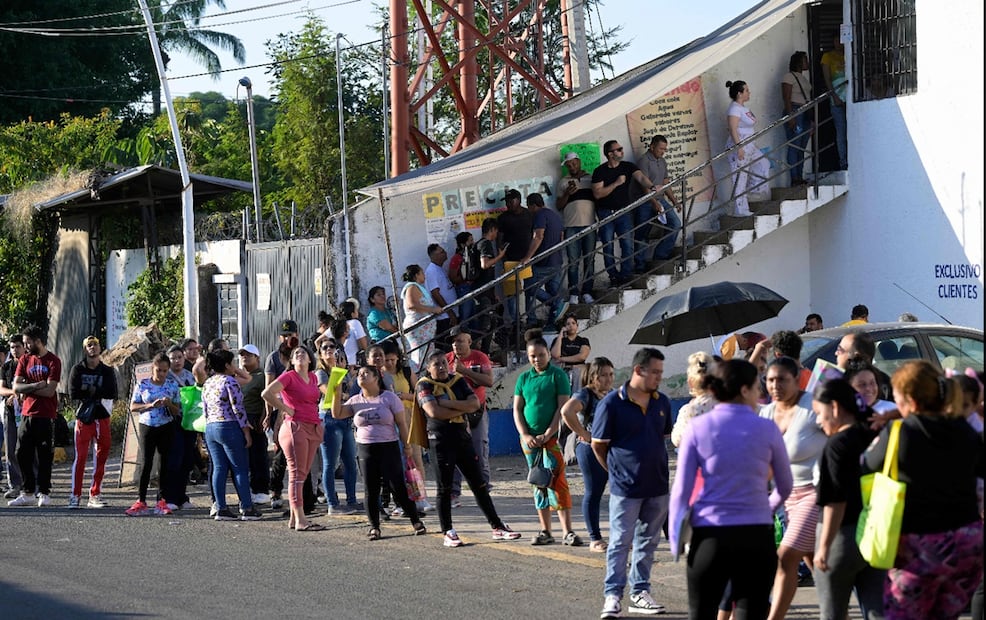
[801,336,836,362]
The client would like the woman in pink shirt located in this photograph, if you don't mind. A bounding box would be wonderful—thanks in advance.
[262,346,324,531]
[332,364,426,541]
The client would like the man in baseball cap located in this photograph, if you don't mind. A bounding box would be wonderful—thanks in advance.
[238,344,261,357]
[557,150,596,305]
[279,319,299,336]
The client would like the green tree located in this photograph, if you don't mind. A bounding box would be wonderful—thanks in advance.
[267,16,384,211]
[0,2,156,124]
[125,254,184,341]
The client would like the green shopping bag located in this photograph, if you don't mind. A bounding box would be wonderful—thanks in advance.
[179,385,207,433]
[856,420,906,569]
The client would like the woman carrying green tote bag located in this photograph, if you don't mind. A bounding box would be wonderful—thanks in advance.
[861,361,983,619]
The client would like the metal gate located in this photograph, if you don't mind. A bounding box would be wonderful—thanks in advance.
[244,238,326,352]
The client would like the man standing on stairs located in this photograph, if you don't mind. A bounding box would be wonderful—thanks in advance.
[633,135,683,265]
[556,151,597,305]
[592,140,660,285]
[524,192,569,328]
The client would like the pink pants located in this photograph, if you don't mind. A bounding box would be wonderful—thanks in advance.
[278,419,322,512]
[71,418,111,497]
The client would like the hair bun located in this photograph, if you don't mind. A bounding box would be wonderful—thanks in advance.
[725,80,733,88]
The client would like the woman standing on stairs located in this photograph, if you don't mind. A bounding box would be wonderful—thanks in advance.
[725,79,770,216]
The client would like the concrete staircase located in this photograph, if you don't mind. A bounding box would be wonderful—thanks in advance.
[490,175,849,391]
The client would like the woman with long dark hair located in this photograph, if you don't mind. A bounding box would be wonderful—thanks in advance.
[332,364,426,540]
[812,379,885,619]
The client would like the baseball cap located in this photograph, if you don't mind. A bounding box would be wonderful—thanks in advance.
[238,344,261,357]
[82,335,100,347]
[504,188,521,201]
[279,319,299,335]
[563,152,580,162]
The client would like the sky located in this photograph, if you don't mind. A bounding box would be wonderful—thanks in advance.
[165,0,759,101]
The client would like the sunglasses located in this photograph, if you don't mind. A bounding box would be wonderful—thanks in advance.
[320,344,336,351]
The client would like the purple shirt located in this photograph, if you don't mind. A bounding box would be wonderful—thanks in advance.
[202,374,248,428]
[346,391,405,444]
[670,402,792,531]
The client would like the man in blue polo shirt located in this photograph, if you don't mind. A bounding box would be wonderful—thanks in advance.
[591,348,672,618]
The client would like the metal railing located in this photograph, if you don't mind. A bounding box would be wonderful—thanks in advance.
[379,92,839,369]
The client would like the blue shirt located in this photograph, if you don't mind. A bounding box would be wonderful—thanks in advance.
[591,381,672,498]
[532,207,564,268]
[131,377,179,427]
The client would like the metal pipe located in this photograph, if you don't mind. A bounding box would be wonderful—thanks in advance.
[136,0,198,339]
[239,77,263,243]
[381,23,391,179]
[336,33,353,298]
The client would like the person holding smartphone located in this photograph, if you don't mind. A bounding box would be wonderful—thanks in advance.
[474,218,507,350]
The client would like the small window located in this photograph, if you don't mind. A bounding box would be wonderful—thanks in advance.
[852,0,917,101]
[929,335,984,372]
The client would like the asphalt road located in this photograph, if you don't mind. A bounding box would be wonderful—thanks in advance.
[0,452,930,619]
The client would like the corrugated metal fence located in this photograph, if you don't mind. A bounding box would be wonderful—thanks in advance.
[244,238,326,352]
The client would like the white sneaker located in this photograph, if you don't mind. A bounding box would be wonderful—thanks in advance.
[600,594,621,619]
[8,493,34,507]
[416,499,434,513]
[179,500,195,510]
[251,493,271,505]
[443,529,464,547]
[628,591,666,615]
[391,506,405,517]
[209,502,219,518]
[569,295,579,305]
[581,293,596,304]
[37,493,51,507]
[67,495,81,509]
[87,495,109,508]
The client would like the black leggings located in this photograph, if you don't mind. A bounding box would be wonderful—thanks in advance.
[430,423,503,533]
[357,441,418,530]
[136,422,174,503]
[687,524,776,620]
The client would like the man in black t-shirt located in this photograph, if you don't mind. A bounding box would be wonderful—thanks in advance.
[591,140,659,284]
[496,189,534,323]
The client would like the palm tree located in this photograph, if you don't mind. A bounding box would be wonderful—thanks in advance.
[151,0,247,115]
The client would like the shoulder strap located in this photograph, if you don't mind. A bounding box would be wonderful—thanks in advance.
[792,72,809,102]
[883,420,902,479]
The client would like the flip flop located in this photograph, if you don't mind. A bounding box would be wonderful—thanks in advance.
[412,521,427,536]
[296,522,325,532]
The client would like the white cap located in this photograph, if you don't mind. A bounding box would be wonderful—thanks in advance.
[238,344,261,357]
[563,152,580,162]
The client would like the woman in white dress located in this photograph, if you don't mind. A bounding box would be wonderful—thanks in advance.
[725,79,770,216]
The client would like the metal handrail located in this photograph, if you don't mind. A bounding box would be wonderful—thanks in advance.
[383,92,839,365]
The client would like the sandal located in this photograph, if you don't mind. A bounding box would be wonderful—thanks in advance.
[367,528,382,541]
[530,530,555,546]
[412,521,427,536]
[562,531,584,546]
[295,522,325,532]
[589,539,607,553]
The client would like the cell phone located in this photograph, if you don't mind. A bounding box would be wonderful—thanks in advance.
[503,242,510,250]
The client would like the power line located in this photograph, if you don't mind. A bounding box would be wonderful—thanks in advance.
[0,0,205,27]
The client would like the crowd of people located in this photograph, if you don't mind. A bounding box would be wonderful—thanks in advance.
[0,299,982,620]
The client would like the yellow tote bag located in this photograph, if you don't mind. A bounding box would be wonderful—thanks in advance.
[856,420,906,569]
[502,261,532,296]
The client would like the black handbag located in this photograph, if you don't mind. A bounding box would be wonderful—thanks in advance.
[75,400,97,425]
[526,448,553,488]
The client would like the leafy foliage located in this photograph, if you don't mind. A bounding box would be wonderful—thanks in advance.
[125,254,185,341]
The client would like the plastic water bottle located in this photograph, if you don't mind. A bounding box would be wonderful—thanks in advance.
[265,428,275,447]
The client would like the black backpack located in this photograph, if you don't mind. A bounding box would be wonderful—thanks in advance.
[461,245,482,282]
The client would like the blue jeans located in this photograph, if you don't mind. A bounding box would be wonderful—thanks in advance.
[785,117,812,183]
[605,493,670,597]
[830,102,847,169]
[565,226,597,296]
[597,210,634,280]
[0,402,22,489]
[576,440,608,541]
[526,265,563,323]
[205,422,253,510]
[454,283,475,325]
[320,416,358,507]
[644,199,682,262]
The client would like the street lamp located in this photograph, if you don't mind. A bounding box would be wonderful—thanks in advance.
[239,76,263,242]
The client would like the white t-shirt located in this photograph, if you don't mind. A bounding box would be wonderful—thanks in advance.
[344,318,367,363]
[726,101,758,145]
[424,261,457,321]
[781,71,811,106]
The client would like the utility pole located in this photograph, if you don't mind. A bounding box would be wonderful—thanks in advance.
[239,77,262,242]
[136,0,198,338]
[336,34,353,298]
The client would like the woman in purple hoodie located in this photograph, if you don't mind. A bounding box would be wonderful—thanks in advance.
[670,359,793,619]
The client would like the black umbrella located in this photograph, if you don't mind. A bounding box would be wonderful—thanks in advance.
[629,281,788,346]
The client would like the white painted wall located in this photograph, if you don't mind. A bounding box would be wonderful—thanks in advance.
[105,240,241,348]
[828,0,984,329]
